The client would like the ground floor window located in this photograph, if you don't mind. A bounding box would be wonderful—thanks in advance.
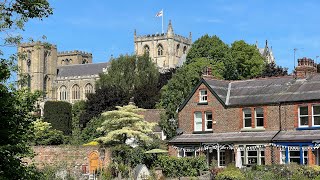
[239,145,265,165]
[177,147,200,157]
[220,150,226,166]
[278,145,310,165]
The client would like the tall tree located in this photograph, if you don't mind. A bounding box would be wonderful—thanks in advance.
[260,62,288,77]
[96,54,160,109]
[95,104,156,147]
[0,0,52,179]
[79,85,130,128]
[230,40,265,79]
[186,34,237,80]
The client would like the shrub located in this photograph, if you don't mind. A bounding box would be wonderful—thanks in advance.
[44,101,72,135]
[33,119,65,145]
[216,165,245,180]
[156,155,207,177]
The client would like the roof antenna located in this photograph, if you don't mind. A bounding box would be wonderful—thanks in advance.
[293,48,298,69]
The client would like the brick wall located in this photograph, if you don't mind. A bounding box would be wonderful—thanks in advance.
[178,82,320,134]
[28,145,110,170]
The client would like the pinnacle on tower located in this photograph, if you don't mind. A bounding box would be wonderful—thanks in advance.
[167,20,174,37]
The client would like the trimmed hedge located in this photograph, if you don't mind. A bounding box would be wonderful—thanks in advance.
[156,155,207,177]
[44,101,72,135]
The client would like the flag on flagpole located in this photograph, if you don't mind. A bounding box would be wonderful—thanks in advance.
[155,10,163,17]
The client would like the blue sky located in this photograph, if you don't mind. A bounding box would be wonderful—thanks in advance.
[16,0,320,72]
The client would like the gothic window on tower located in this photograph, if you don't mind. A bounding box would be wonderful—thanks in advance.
[43,75,49,98]
[157,44,163,56]
[59,85,67,101]
[82,59,88,64]
[144,45,150,55]
[27,74,31,89]
[72,84,80,100]
[176,44,180,56]
[85,83,93,96]
[27,50,31,73]
[183,46,187,54]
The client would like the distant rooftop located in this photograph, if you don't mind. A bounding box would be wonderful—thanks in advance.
[57,62,109,77]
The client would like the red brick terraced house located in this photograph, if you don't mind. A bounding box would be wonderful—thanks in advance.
[169,58,320,167]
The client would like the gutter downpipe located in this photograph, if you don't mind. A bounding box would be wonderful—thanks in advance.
[270,103,282,164]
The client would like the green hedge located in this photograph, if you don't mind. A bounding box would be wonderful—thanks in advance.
[44,101,72,135]
[156,155,207,177]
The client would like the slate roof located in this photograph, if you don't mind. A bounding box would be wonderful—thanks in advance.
[273,130,320,142]
[169,131,279,143]
[169,130,320,144]
[57,62,109,77]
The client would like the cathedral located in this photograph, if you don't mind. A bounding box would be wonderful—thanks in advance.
[18,20,275,106]
[18,21,192,104]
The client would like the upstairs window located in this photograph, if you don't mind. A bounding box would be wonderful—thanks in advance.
[313,105,320,126]
[243,108,252,128]
[255,108,264,127]
[194,112,202,131]
[205,112,213,131]
[299,106,309,127]
[199,89,207,103]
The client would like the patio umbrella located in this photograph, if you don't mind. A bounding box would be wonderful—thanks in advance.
[235,148,242,168]
[144,149,168,154]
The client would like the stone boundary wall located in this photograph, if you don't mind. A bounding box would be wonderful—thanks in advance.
[29,145,110,170]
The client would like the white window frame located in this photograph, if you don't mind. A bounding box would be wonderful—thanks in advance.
[255,107,264,128]
[239,145,265,165]
[243,108,252,128]
[219,150,226,166]
[199,89,208,103]
[312,105,320,127]
[205,111,213,131]
[194,112,202,131]
[298,106,309,127]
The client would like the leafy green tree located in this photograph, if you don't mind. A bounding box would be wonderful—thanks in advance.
[70,100,86,144]
[96,54,160,108]
[79,85,130,128]
[0,0,52,179]
[230,40,265,79]
[260,62,288,77]
[186,34,237,80]
[95,104,156,147]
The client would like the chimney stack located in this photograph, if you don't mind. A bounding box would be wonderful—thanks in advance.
[295,57,317,78]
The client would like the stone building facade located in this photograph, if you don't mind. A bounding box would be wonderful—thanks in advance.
[134,20,192,70]
[18,42,108,104]
[169,58,320,167]
[256,40,275,64]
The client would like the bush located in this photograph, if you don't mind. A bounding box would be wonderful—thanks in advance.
[44,101,72,135]
[156,155,207,178]
[216,165,245,180]
[33,119,65,145]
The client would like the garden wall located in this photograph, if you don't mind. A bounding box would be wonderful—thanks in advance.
[28,145,110,173]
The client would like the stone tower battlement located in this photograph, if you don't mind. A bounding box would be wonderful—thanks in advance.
[57,50,93,66]
[58,50,92,57]
[134,20,192,69]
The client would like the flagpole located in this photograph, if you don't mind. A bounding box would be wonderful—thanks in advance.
[162,9,164,33]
